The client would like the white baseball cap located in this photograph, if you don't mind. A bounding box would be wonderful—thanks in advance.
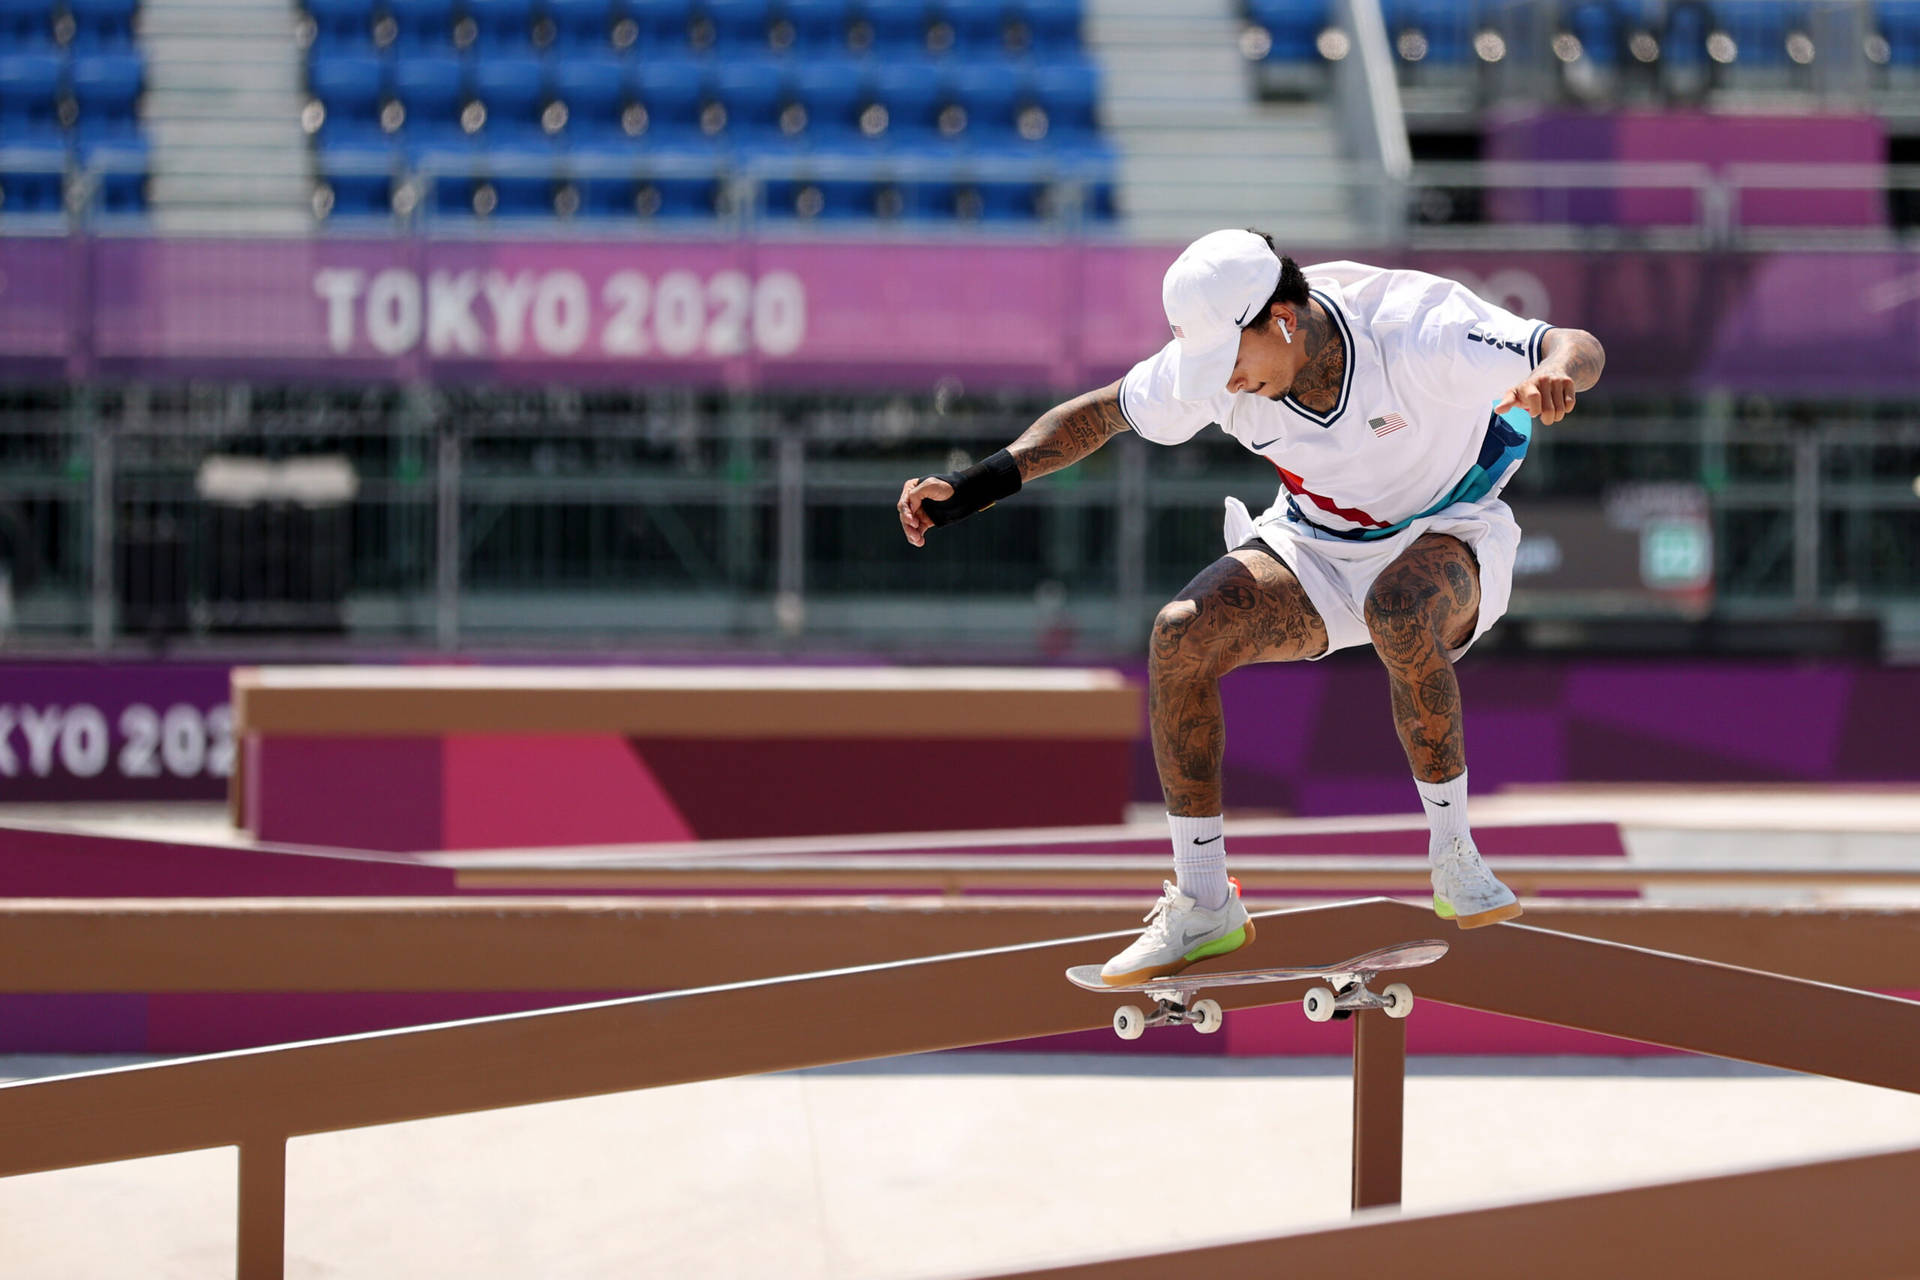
[1162,229,1283,400]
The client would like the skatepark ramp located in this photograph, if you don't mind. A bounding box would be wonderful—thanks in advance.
[4,896,1920,1278]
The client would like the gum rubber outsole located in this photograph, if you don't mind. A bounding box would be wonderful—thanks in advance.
[1099,919,1258,987]
[1450,901,1524,929]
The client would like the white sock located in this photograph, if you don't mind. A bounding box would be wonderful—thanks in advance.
[1168,813,1230,910]
[1415,770,1471,854]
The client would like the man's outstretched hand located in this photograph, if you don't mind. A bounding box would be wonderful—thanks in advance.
[897,475,954,548]
[1496,369,1578,426]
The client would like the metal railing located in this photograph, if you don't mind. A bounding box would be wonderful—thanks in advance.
[0,395,1913,651]
[17,152,1920,250]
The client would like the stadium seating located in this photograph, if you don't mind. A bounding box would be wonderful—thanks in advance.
[299,0,1115,223]
[0,5,150,217]
[1878,0,1920,66]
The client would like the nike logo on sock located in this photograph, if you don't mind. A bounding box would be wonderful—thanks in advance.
[1192,834,1222,845]
[1424,799,1451,807]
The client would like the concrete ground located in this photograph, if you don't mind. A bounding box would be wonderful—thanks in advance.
[6,1052,1920,1279]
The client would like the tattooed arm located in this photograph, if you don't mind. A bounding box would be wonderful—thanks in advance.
[1495,328,1605,426]
[898,381,1130,546]
[1006,380,1131,481]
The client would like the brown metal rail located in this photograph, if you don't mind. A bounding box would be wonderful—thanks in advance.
[4,898,1920,1277]
[447,854,1920,895]
[970,1144,1920,1280]
[7,898,1920,993]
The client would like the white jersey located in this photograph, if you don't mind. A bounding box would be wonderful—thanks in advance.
[1118,260,1553,540]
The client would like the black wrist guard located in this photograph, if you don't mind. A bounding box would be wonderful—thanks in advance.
[920,449,1021,527]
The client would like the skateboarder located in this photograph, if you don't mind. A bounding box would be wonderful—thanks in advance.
[897,229,1607,985]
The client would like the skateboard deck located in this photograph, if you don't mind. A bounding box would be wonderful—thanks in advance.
[1066,939,1448,1039]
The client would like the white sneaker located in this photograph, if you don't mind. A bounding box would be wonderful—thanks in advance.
[1430,836,1523,929]
[1099,881,1255,986]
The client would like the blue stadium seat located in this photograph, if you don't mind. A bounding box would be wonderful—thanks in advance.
[77,134,147,211]
[0,53,64,136]
[70,53,144,139]
[307,0,378,50]
[628,57,706,138]
[1712,0,1800,67]
[464,0,536,47]
[0,0,58,49]
[937,0,1005,53]
[546,0,611,48]
[701,0,771,49]
[0,47,64,214]
[309,52,388,139]
[67,0,138,50]
[471,55,548,139]
[1883,0,1920,65]
[1012,0,1076,54]
[1028,57,1096,146]
[944,59,1018,143]
[784,0,850,50]
[1247,0,1326,61]
[789,56,866,140]
[391,54,468,141]
[623,0,694,50]
[390,0,457,49]
[860,0,928,52]
[0,140,66,214]
[869,58,943,138]
[709,55,787,144]
[318,142,396,216]
[552,55,626,138]
[1385,0,1469,63]
[1564,0,1623,67]
[763,134,880,218]
[1661,0,1712,69]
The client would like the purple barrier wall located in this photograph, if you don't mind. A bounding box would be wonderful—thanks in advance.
[2,657,1914,810]
[1485,110,1886,229]
[4,236,1920,394]
[1142,655,1920,818]
[0,662,231,802]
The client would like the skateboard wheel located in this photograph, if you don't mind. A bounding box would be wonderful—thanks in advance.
[1303,986,1336,1023]
[1114,1005,1146,1040]
[1192,999,1224,1034]
[1383,983,1414,1019]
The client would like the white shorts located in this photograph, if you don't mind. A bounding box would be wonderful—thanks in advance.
[1223,494,1522,663]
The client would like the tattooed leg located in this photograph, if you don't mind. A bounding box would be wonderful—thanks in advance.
[1149,544,1329,816]
[1362,534,1482,783]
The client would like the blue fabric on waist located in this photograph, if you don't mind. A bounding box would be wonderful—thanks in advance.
[1283,405,1533,543]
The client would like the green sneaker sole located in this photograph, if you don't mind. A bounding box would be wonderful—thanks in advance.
[1182,920,1255,963]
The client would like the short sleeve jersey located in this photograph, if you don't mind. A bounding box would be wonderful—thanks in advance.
[1117,261,1553,537]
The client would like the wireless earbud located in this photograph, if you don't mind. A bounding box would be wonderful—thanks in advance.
[1278,317,1293,344]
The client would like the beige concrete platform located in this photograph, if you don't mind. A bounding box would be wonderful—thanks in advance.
[6,1053,1920,1279]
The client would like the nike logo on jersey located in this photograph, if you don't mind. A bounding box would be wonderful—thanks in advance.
[1250,437,1281,450]
[1192,834,1222,845]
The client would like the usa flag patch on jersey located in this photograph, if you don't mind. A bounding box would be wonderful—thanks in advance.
[1370,413,1408,437]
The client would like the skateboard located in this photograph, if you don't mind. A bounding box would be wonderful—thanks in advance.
[1065,939,1449,1040]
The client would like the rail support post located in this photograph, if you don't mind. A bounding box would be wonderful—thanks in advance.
[1351,1007,1406,1212]
[237,1134,287,1280]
